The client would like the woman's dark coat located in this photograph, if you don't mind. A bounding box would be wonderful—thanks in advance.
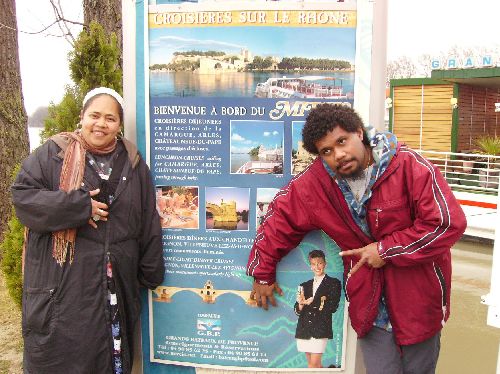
[12,137,165,374]
[294,275,341,340]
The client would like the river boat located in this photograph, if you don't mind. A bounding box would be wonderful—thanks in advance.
[235,161,282,174]
[254,76,346,99]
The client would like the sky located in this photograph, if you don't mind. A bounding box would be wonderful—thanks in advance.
[256,188,280,204]
[231,121,284,154]
[16,0,500,116]
[205,187,250,211]
[292,122,305,150]
[16,0,83,115]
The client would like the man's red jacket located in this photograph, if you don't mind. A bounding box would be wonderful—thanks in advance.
[247,144,467,345]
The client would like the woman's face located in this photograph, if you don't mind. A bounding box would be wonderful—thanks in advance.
[310,257,326,277]
[80,94,121,148]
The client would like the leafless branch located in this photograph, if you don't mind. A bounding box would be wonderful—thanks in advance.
[49,0,76,46]
[0,19,83,37]
[53,18,85,27]
[2,1,84,42]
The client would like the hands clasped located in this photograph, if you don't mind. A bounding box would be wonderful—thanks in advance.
[339,242,386,277]
[297,290,313,311]
[88,189,109,228]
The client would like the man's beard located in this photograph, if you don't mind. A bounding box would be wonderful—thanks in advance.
[337,159,364,179]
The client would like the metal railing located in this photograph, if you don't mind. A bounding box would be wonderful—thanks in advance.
[417,150,500,195]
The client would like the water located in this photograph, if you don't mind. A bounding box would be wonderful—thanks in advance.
[149,71,355,98]
[230,153,259,173]
[205,217,248,231]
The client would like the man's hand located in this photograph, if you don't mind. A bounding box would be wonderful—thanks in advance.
[250,281,283,310]
[339,242,385,277]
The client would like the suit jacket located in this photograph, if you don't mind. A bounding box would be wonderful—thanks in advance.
[294,274,341,339]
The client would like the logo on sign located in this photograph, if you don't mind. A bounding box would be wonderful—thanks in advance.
[197,318,222,336]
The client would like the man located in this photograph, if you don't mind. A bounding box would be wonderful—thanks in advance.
[246,104,466,374]
[256,202,266,227]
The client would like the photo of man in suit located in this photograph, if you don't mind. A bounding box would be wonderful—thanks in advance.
[294,249,342,368]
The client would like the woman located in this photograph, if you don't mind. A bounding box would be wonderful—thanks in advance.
[12,87,165,374]
[294,250,341,368]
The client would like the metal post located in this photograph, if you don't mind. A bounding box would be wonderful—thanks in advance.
[123,0,137,145]
[369,0,388,131]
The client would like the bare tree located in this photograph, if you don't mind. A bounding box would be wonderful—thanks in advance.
[23,1,122,52]
[388,45,500,81]
[386,56,417,82]
[48,0,84,46]
[83,0,122,66]
[416,53,433,77]
[0,0,29,242]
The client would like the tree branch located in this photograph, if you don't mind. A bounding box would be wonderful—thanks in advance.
[0,20,83,36]
[2,1,84,41]
[50,0,76,46]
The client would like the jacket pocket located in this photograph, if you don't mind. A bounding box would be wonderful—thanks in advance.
[367,197,412,235]
[23,287,57,335]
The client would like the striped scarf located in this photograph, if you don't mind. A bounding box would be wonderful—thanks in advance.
[51,130,117,265]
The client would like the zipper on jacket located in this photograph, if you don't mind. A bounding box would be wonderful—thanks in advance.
[433,262,447,326]
[107,249,131,373]
[375,208,382,228]
[112,161,132,203]
[104,218,116,372]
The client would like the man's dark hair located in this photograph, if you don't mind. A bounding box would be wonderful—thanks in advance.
[302,104,370,155]
[308,249,326,262]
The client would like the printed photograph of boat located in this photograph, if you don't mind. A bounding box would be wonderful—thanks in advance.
[230,120,284,175]
[149,26,355,99]
[235,145,284,174]
[255,76,349,99]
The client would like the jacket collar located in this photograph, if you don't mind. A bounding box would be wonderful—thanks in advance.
[309,158,374,245]
[371,143,402,191]
[121,137,140,169]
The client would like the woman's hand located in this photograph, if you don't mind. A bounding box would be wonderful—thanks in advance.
[88,189,109,228]
[297,290,306,310]
[298,290,305,304]
[297,290,313,310]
